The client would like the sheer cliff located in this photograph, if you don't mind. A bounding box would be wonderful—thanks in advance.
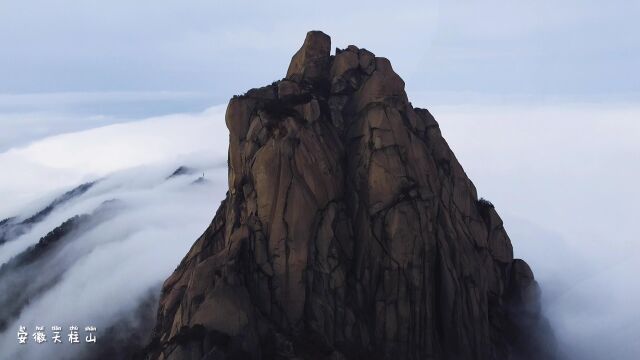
[142,31,556,360]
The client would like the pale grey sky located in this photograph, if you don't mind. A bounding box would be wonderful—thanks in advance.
[1,0,638,103]
[1,0,638,151]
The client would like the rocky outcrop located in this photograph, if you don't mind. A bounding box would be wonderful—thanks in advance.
[143,31,556,360]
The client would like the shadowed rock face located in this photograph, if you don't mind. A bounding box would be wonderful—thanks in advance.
[143,31,556,360]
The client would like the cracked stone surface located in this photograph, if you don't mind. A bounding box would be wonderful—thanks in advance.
[141,31,557,360]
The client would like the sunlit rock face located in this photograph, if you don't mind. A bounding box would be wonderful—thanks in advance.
[144,31,557,360]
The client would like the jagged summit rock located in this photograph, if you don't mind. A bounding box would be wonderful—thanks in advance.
[142,31,556,360]
[286,30,331,81]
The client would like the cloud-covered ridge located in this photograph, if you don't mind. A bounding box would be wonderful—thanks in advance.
[0,107,229,359]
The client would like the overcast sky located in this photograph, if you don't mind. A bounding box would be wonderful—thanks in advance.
[2,0,638,151]
[1,0,638,104]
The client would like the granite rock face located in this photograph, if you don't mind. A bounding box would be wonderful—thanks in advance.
[143,31,556,360]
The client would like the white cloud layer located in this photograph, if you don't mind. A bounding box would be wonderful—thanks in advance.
[0,100,638,359]
[428,101,640,360]
[0,107,229,359]
[0,105,227,219]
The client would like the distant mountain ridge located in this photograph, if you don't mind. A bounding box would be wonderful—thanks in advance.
[0,164,219,360]
[0,182,95,245]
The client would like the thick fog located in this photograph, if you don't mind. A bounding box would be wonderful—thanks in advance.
[0,101,638,359]
[429,101,640,360]
[0,107,229,359]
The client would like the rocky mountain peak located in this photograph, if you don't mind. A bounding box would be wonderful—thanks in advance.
[286,30,331,81]
[142,31,556,360]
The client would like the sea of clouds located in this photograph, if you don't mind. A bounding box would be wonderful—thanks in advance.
[0,106,229,359]
[0,100,638,359]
